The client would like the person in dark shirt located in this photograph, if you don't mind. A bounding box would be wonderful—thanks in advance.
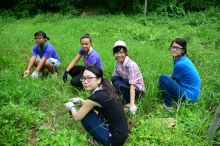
[64,66,128,146]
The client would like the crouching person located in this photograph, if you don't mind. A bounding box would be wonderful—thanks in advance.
[64,66,128,146]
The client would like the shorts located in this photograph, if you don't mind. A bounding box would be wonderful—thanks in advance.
[37,56,60,68]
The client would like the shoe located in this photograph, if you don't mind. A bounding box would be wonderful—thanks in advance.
[163,103,174,112]
[51,72,57,78]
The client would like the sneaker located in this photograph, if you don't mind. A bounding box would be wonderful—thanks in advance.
[51,72,57,78]
[163,103,174,112]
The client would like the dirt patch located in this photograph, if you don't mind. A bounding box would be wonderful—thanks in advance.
[28,128,40,146]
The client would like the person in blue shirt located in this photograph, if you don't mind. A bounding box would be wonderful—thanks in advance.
[23,31,60,78]
[159,38,201,112]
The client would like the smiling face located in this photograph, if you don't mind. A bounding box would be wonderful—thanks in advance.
[114,47,126,64]
[81,69,101,93]
[80,38,91,53]
[170,42,185,60]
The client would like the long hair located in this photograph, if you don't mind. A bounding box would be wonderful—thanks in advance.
[83,66,121,102]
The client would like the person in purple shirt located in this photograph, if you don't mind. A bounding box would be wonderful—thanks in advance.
[23,31,60,78]
[63,33,103,87]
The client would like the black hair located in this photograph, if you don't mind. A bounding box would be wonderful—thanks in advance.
[113,46,128,55]
[80,33,92,44]
[83,66,121,103]
[170,38,187,55]
[34,31,50,41]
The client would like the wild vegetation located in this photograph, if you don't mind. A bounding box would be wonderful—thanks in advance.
[0,7,220,145]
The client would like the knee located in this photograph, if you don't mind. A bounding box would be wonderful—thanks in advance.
[111,76,122,85]
[159,74,169,83]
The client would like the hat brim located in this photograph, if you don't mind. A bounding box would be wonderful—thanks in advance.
[112,45,129,50]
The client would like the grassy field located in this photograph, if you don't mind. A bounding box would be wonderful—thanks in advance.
[0,8,220,145]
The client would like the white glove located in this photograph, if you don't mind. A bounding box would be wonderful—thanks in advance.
[31,71,40,78]
[125,104,137,115]
[68,97,82,104]
[64,102,75,112]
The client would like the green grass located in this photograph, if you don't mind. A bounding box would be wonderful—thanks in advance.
[0,8,220,145]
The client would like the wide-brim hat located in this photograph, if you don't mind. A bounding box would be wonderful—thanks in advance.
[112,40,129,50]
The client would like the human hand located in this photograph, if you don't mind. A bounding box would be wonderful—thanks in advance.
[23,70,30,78]
[31,71,40,78]
[64,102,75,112]
[63,70,68,83]
[125,104,137,115]
[68,97,82,104]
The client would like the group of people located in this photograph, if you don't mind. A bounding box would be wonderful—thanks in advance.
[23,31,201,146]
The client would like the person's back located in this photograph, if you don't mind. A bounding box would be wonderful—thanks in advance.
[173,55,201,101]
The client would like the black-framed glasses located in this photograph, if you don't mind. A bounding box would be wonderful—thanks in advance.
[171,46,183,51]
[80,77,97,82]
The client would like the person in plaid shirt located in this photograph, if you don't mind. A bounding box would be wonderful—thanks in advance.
[111,40,145,115]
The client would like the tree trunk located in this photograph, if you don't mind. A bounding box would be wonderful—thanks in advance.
[144,0,148,18]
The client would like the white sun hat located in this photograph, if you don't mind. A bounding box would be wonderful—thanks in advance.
[112,40,129,50]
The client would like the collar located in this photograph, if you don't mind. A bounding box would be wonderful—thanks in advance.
[92,85,102,94]
[38,42,47,50]
[86,47,93,55]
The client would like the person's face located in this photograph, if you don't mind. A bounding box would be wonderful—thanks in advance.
[170,42,185,59]
[80,38,91,53]
[34,35,46,46]
[81,70,101,93]
[114,48,126,64]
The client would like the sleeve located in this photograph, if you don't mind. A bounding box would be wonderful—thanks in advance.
[112,62,119,76]
[172,64,185,80]
[88,91,106,106]
[78,48,84,55]
[127,64,139,85]
[31,45,38,56]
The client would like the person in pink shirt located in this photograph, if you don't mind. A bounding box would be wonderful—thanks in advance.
[111,40,145,115]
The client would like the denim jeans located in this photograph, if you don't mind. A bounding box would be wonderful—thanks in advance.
[81,109,110,146]
[111,76,143,104]
[69,66,86,87]
[159,74,186,107]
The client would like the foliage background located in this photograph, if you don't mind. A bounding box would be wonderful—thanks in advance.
[0,1,219,146]
[0,0,220,18]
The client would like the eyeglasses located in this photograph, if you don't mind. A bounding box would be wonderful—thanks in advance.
[80,77,97,82]
[171,46,183,51]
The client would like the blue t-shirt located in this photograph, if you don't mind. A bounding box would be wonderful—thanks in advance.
[78,48,103,70]
[172,55,201,102]
[32,43,60,61]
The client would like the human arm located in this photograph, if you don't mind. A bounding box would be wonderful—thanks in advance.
[62,54,81,82]
[66,54,82,72]
[23,56,37,76]
[129,84,136,105]
[35,57,47,72]
[65,99,101,122]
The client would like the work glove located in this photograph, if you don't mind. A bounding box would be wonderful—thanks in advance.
[68,97,82,104]
[125,104,137,115]
[31,71,40,78]
[63,70,68,83]
[64,102,75,112]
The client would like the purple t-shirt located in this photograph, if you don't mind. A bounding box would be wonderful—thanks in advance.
[78,48,103,69]
[32,43,60,62]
